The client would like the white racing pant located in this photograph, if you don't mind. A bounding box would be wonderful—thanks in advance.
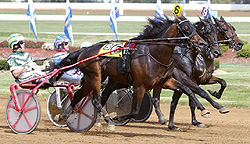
[18,69,47,83]
[59,69,82,86]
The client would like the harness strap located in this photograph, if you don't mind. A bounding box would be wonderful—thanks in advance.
[149,54,173,68]
[188,31,198,39]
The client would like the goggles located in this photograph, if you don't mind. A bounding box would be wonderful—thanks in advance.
[19,41,24,44]
[63,42,69,46]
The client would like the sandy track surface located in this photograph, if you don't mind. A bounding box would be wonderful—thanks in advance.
[1,95,250,144]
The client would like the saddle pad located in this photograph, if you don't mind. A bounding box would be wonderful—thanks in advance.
[99,42,126,57]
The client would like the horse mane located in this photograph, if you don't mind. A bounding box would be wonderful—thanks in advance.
[131,16,174,40]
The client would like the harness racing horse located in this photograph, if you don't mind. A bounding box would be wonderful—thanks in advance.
[153,16,244,130]
[204,16,244,99]
[150,16,224,130]
[53,15,210,128]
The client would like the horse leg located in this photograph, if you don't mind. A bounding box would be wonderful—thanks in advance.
[162,77,210,117]
[54,81,92,122]
[207,76,227,99]
[99,79,128,131]
[188,96,206,127]
[101,79,128,106]
[88,75,118,131]
[114,86,146,121]
[152,86,168,124]
[168,91,182,131]
[181,77,229,114]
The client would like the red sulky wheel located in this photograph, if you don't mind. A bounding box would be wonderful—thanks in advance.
[6,89,41,134]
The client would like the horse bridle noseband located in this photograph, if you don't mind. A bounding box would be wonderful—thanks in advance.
[216,20,237,48]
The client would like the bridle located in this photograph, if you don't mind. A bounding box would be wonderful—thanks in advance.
[176,19,204,53]
[215,20,237,48]
[197,19,219,58]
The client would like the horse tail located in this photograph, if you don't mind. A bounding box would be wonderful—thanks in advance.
[55,49,82,69]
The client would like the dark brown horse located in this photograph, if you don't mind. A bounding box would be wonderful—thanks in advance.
[53,15,210,126]
[153,16,244,130]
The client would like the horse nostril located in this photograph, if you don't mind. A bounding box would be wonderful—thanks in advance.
[214,51,221,58]
[239,42,244,47]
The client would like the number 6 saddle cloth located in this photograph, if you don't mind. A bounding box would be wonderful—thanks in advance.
[98,42,136,57]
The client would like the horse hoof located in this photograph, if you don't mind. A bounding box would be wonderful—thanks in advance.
[169,126,183,132]
[197,123,206,128]
[107,124,115,131]
[201,110,210,118]
[208,90,221,99]
[159,119,168,125]
[94,122,102,127]
[54,114,60,122]
[219,107,230,114]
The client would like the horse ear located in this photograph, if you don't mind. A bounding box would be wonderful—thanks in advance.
[213,16,219,25]
[198,15,202,21]
[220,16,224,20]
[174,14,181,23]
[208,16,212,21]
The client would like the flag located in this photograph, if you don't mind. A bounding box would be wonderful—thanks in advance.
[207,0,212,18]
[109,0,119,40]
[27,0,38,41]
[155,0,165,22]
[64,0,74,46]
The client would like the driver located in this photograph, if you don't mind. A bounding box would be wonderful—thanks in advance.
[53,36,92,85]
[7,33,49,84]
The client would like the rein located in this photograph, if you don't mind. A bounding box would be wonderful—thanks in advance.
[106,37,190,46]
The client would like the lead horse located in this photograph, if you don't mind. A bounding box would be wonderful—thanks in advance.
[53,15,210,126]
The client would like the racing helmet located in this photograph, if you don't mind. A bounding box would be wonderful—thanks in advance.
[54,36,70,50]
[7,33,25,50]
[81,42,92,48]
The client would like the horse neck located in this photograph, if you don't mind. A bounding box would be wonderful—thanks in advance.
[149,24,178,65]
[195,23,216,69]
[198,48,214,71]
[173,46,197,77]
[214,24,225,41]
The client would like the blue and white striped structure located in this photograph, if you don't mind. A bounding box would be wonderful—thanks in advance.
[27,0,38,41]
[64,0,74,46]
[155,0,165,22]
[109,0,119,40]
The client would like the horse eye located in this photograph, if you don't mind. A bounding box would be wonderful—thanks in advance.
[184,26,189,32]
[222,27,228,31]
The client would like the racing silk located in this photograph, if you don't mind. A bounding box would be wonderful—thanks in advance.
[53,50,69,65]
[7,50,45,82]
[7,50,37,72]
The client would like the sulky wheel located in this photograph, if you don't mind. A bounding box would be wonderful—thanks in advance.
[6,89,41,134]
[47,88,69,127]
[66,95,97,132]
[105,88,132,126]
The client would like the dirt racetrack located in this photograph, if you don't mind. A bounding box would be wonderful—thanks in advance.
[0,95,250,144]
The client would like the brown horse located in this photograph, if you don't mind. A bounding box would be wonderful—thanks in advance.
[53,15,210,125]
[203,16,244,98]
[153,16,244,130]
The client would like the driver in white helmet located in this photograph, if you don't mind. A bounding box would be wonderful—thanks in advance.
[7,33,48,84]
[53,36,92,85]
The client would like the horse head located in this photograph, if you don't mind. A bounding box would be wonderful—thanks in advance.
[195,16,221,58]
[213,16,244,51]
[174,14,207,54]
